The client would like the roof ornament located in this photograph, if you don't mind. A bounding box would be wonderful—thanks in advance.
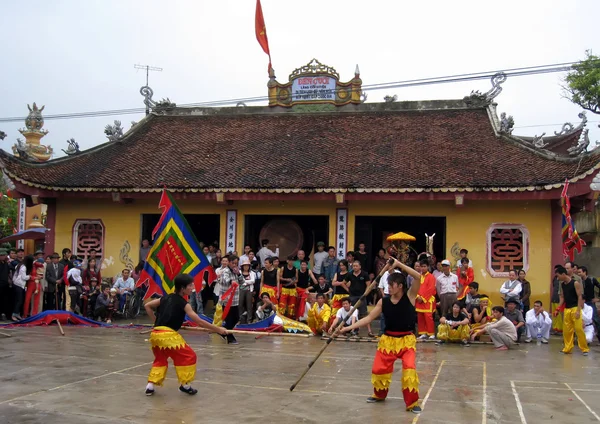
[104,120,124,142]
[139,86,176,115]
[384,95,398,103]
[532,133,547,148]
[464,72,507,105]
[567,129,591,156]
[14,103,53,161]
[12,138,32,161]
[236,102,247,108]
[499,112,514,134]
[555,111,588,135]
[62,138,80,156]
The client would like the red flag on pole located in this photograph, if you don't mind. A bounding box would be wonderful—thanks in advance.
[255,0,272,73]
[560,179,586,260]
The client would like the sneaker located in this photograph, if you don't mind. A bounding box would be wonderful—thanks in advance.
[435,340,445,346]
[418,334,427,340]
[145,388,155,396]
[524,338,532,343]
[583,352,589,356]
[366,396,385,403]
[541,338,549,344]
[428,335,436,340]
[461,340,470,347]
[409,405,422,414]
[226,334,238,345]
[179,385,198,395]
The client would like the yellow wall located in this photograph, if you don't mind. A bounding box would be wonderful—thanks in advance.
[54,198,551,305]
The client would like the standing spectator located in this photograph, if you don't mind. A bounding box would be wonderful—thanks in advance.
[279,255,298,318]
[518,269,531,314]
[257,239,279,267]
[11,255,32,321]
[346,260,373,337]
[23,256,41,318]
[456,258,474,301]
[354,242,369,273]
[565,262,582,284]
[432,262,443,280]
[500,270,522,303]
[373,248,387,276]
[345,251,356,268]
[455,249,472,268]
[218,255,244,344]
[293,250,310,270]
[59,248,74,311]
[212,256,229,311]
[331,259,350,315]
[67,260,83,315]
[211,249,223,269]
[82,249,102,273]
[238,259,256,324]
[140,239,151,263]
[248,251,259,270]
[406,262,421,289]
[131,261,144,282]
[0,249,11,320]
[45,253,64,310]
[524,300,551,343]
[189,280,205,317]
[322,246,339,285]
[579,266,600,343]
[239,245,252,264]
[83,259,101,286]
[436,260,459,317]
[416,259,437,340]
[312,242,328,279]
[295,260,317,320]
[202,246,213,264]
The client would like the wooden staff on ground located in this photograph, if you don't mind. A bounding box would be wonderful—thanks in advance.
[289,257,395,392]
[55,319,65,336]
[181,326,311,338]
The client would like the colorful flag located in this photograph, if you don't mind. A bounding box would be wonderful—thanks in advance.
[136,190,216,299]
[560,180,586,261]
[255,0,272,73]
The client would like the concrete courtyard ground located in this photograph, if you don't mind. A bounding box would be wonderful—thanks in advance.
[0,325,598,424]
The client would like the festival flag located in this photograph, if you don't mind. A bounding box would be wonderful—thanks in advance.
[255,0,272,73]
[136,190,216,299]
[560,179,586,261]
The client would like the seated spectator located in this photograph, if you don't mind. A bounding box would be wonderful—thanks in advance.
[328,297,358,336]
[307,293,331,335]
[500,270,522,303]
[471,297,492,330]
[256,292,277,321]
[470,306,517,350]
[460,282,484,317]
[299,294,315,323]
[95,286,117,323]
[504,299,525,342]
[525,300,551,344]
[437,302,471,346]
[582,302,596,344]
[113,268,135,311]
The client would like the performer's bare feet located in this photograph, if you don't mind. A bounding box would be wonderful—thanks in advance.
[179,385,198,395]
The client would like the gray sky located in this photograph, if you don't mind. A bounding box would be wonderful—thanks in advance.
[1,0,599,156]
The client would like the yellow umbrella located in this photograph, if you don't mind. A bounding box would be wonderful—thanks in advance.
[386,232,416,242]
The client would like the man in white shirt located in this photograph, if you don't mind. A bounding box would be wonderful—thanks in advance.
[257,239,279,267]
[470,305,517,350]
[455,249,473,268]
[525,300,552,343]
[500,270,522,302]
[239,245,252,264]
[436,260,459,317]
[113,269,135,312]
[329,297,359,336]
[312,242,328,278]
[582,302,596,344]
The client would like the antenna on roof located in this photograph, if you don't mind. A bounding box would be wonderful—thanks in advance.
[134,64,163,115]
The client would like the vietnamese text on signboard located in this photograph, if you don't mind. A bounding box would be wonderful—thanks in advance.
[291,76,337,101]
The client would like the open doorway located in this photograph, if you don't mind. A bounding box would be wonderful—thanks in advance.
[354,215,446,272]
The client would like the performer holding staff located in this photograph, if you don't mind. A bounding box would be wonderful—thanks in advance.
[340,258,423,414]
[144,274,228,396]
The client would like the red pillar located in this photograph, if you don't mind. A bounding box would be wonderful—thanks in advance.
[44,199,56,257]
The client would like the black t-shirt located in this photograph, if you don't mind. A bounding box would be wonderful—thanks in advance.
[314,282,332,296]
[262,268,278,287]
[382,295,415,332]
[334,272,349,295]
[354,252,368,272]
[154,293,188,331]
[562,279,579,308]
[583,277,600,303]
[444,312,468,322]
[346,271,369,297]
[297,270,310,289]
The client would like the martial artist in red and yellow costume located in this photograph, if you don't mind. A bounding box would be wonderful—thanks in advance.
[341,259,423,414]
[415,259,436,338]
[143,274,228,396]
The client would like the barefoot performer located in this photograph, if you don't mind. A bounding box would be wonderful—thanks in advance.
[340,258,423,414]
[144,274,228,396]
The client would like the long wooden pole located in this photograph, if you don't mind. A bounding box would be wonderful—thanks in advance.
[0,331,12,337]
[181,326,311,338]
[289,258,393,392]
[255,324,282,339]
[55,319,65,336]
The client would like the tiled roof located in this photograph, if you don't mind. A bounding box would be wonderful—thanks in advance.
[1,107,599,193]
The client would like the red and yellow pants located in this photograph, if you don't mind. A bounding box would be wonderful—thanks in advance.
[279,287,297,318]
[295,287,308,320]
[330,294,346,317]
[261,286,278,305]
[147,326,197,386]
[417,312,435,336]
[371,332,419,409]
[552,302,563,333]
[562,307,589,354]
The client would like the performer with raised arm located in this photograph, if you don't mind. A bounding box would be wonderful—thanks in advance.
[144,274,228,397]
[340,258,423,414]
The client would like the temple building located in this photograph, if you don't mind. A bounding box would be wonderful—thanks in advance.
[1,59,599,306]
